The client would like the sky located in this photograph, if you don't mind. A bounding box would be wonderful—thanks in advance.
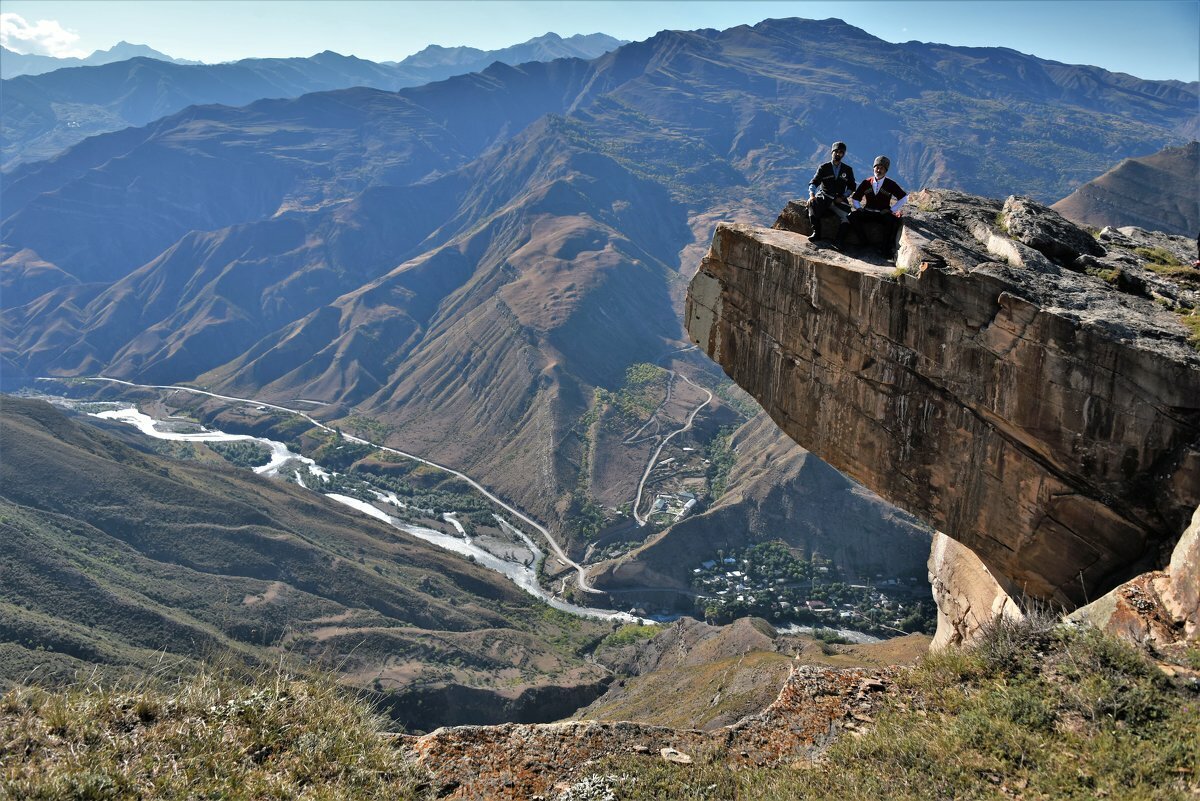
[1,1,1197,82]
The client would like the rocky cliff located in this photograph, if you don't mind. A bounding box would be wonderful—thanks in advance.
[686,191,1200,641]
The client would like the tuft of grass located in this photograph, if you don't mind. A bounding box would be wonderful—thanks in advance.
[1,667,431,800]
[1134,246,1183,267]
[1087,266,1122,285]
[1181,308,1200,352]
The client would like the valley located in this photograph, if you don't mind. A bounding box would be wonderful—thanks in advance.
[1,12,1196,765]
[27,359,918,619]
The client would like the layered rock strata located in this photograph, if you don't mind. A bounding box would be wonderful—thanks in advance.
[686,190,1200,616]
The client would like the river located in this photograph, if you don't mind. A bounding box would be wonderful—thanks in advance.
[87,405,643,624]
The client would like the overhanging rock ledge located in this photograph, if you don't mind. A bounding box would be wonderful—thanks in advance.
[685,190,1200,632]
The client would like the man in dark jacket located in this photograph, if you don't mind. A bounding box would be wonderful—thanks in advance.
[848,155,908,259]
[807,141,856,240]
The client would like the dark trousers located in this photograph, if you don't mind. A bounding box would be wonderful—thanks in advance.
[807,195,849,238]
[848,209,901,255]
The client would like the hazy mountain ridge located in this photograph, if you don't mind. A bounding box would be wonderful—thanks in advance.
[0,41,200,79]
[388,32,625,73]
[1,59,596,294]
[0,33,625,169]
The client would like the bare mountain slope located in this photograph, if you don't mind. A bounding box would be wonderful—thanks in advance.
[1052,140,1200,236]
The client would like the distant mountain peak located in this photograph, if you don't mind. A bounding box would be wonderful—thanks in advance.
[395,31,625,71]
[0,39,200,78]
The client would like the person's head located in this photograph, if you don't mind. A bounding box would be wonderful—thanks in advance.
[831,141,847,163]
[872,155,890,176]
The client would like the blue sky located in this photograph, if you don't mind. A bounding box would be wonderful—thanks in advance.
[2,1,1197,82]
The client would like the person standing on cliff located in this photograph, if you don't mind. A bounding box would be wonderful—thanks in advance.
[807,141,856,241]
[847,155,908,260]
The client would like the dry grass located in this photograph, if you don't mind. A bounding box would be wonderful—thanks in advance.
[1,666,430,800]
[5,623,1197,800]
[601,620,1200,800]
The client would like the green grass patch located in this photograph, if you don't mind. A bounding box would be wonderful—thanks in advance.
[1181,308,1200,352]
[1087,266,1122,285]
[1134,246,1183,267]
[208,440,273,468]
[601,624,661,649]
[596,363,670,422]
[705,426,737,499]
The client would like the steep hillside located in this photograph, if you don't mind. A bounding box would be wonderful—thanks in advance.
[1052,140,1200,236]
[0,396,612,730]
[588,414,934,615]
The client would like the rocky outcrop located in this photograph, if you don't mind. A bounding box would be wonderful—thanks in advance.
[398,663,901,799]
[927,532,1022,649]
[1069,503,1200,666]
[686,190,1200,627]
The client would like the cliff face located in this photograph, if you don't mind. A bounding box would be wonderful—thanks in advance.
[686,190,1200,616]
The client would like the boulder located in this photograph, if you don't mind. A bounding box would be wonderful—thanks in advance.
[1070,503,1200,664]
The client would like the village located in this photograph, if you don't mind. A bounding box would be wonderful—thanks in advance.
[687,541,936,635]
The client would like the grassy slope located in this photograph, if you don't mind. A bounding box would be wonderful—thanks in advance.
[602,621,1200,800]
[1,668,431,800]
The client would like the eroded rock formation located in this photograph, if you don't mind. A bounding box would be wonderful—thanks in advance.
[927,532,1023,649]
[1070,504,1200,665]
[399,663,901,799]
[686,191,1200,635]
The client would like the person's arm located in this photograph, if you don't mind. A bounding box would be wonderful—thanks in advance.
[889,179,908,216]
[850,178,867,209]
[808,164,826,199]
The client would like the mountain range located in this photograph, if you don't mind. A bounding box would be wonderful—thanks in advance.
[2,16,1197,616]
[0,40,200,79]
[0,32,626,168]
